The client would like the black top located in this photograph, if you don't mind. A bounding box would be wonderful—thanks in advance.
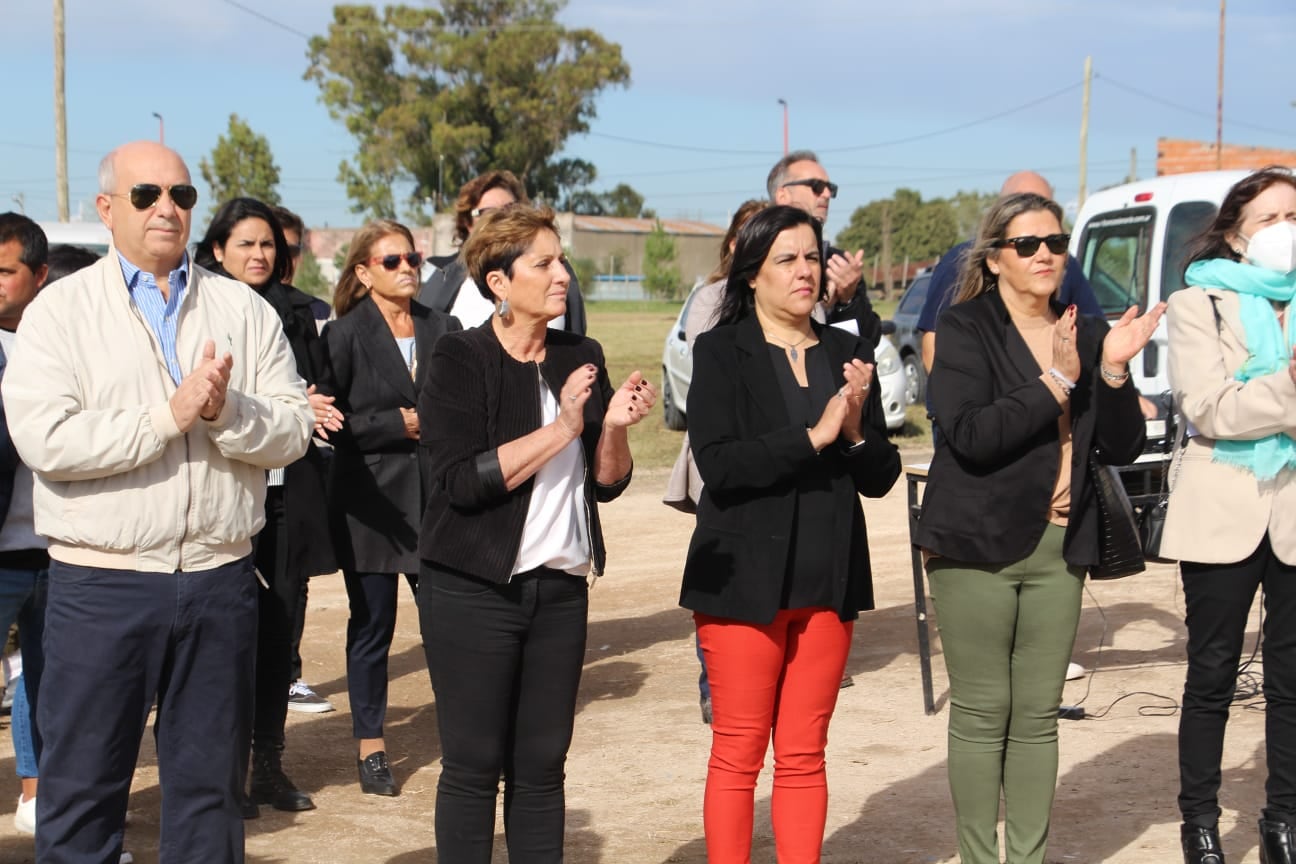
[767,344,836,610]
[915,290,1146,568]
[418,322,630,583]
[680,316,901,625]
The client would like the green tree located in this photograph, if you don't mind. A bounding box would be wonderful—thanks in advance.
[294,249,332,300]
[199,114,282,215]
[305,2,630,219]
[836,188,959,262]
[601,183,645,218]
[642,220,680,300]
[569,256,597,297]
[946,189,997,240]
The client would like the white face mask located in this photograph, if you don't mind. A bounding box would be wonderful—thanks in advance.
[1240,221,1296,274]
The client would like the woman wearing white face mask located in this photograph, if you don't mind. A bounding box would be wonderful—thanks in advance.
[1164,166,1296,864]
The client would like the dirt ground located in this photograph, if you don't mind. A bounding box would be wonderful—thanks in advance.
[0,450,1277,863]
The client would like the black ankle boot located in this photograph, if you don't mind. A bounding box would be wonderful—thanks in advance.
[1181,823,1226,864]
[1260,818,1296,864]
[250,745,315,812]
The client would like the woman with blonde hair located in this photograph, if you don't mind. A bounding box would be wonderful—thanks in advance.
[322,219,460,796]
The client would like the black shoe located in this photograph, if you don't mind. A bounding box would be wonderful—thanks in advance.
[700,696,712,725]
[240,792,260,820]
[1181,823,1226,864]
[1260,818,1296,864]
[250,745,315,812]
[357,751,397,797]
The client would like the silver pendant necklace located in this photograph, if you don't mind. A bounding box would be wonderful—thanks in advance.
[765,331,812,361]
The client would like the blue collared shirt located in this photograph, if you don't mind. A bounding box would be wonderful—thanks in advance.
[118,252,189,385]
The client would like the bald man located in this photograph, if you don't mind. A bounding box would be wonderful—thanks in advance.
[917,171,1103,373]
[1,141,312,864]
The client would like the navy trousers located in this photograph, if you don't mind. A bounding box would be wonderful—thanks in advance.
[36,557,258,864]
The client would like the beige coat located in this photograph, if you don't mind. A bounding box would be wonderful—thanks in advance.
[1162,285,1296,564]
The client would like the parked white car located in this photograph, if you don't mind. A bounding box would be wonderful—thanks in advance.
[38,220,111,257]
[661,287,907,432]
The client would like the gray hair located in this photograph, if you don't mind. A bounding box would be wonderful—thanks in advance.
[766,150,821,199]
[98,149,117,195]
[955,193,1065,304]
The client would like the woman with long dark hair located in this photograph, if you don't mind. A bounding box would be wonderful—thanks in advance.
[918,192,1162,864]
[680,204,900,862]
[194,197,338,815]
[323,219,460,797]
[1162,167,1296,864]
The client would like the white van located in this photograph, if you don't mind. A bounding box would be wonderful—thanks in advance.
[1069,170,1252,397]
[37,220,111,257]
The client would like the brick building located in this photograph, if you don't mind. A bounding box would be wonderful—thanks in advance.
[1156,137,1296,175]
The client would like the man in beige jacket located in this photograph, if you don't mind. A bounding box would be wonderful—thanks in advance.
[1,141,312,864]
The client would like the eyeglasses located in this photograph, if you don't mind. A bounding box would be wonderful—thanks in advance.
[470,205,509,219]
[114,183,198,211]
[992,233,1070,257]
[366,252,423,271]
[781,178,838,199]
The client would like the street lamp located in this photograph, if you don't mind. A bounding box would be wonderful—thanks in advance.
[152,112,165,145]
[777,99,788,155]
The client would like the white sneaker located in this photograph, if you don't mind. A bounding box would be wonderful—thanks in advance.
[1065,661,1087,681]
[14,793,35,835]
[287,679,334,713]
[119,853,134,864]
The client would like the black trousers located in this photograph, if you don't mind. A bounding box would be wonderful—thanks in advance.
[1179,533,1296,827]
[344,569,407,739]
[251,487,303,749]
[36,557,257,864]
[418,564,588,864]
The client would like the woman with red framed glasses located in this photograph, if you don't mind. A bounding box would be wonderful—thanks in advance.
[321,219,461,797]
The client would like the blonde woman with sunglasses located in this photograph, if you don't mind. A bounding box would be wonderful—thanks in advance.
[321,220,462,797]
[916,193,1164,864]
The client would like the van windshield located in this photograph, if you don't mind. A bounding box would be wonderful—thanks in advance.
[1078,207,1154,316]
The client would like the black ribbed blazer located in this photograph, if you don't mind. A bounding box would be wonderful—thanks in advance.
[915,289,1145,567]
[417,322,630,583]
[679,315,901,625]
[322,296,461,573]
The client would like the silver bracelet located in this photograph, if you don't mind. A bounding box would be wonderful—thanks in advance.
[1047,367,1075,395]
[1100,363,1130,383]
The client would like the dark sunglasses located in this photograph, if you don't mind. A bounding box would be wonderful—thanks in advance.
[781,178,839,198]
[992,233,1070,257]
[366,251,423,271]
[118,183,198,211]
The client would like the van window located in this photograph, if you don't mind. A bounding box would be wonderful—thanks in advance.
[1161,201,1218,301]
[1077,207,1154,316]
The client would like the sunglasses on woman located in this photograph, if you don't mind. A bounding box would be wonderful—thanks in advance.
[117,183,199,211]
[992,233,1071,257]
[366,252,424,271]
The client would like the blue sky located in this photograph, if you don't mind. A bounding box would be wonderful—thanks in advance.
[5,0,1295,242]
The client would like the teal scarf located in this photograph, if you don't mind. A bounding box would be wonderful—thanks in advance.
[1184,259,1296,480]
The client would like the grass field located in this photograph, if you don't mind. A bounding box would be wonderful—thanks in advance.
[585,298,930,470]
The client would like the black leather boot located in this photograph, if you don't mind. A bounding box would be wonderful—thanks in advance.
[1260,818,1296,864]
[1181,823,1226,864]
[250,744,315,812]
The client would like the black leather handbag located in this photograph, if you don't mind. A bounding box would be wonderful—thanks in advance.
[1088,450,1147,580]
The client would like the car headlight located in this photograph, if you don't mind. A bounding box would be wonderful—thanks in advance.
[875,351,900,376]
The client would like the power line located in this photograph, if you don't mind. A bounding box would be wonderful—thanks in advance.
[220,0,311,40]
[1095,74,1295,138]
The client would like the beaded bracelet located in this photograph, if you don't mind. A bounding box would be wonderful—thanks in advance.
[1100,364,1131,384]
[1047,367,1075,395]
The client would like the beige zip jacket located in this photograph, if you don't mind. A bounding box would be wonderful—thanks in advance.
[0,251,312,573]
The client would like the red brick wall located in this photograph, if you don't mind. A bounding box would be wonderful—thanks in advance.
[1157,137,1296,175]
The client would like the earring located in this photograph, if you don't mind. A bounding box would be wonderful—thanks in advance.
[497,298,511,318]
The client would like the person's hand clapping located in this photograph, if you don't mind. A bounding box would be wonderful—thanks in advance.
[1051,305,1081,384]
[170,339,233,432]
[604,371,656,429]
[555,364,598,440]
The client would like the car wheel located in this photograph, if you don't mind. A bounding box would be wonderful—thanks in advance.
[902,353,926,405]
[662,369,687,431]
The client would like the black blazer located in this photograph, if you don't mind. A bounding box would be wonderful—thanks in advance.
[915,290,1145,567]
[322,296,461,573]
[679,315,901,624]
[418,323,630,583]
[417,256,588,336]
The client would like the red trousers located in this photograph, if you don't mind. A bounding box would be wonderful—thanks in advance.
[695,608,853,864]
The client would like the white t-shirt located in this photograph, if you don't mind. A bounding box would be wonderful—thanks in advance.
[512,368,589,576]
[450,276,567,331]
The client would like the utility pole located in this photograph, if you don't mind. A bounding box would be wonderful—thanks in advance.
[1128,147,1138,183]
[1216,0,1226,169]
[152,112,165,145]
[53,0,69,221]
[880,201,894,301]
[1078,55,1092,209]
[777,99,788,155]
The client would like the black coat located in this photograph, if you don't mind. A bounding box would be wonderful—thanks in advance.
[256,282,338,581]
[915,290,1145,567]
[322,296,461,573]
[418,323,629,583]
[417,256,588,336]
[680,315,901,624]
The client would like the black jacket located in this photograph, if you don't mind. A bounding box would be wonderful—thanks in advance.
[915,290,1145,567]
[417,256,588,336]
[322,296,461,573]
[823,241,883,347]
[418,323,630,583]
[680,315,901,624]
